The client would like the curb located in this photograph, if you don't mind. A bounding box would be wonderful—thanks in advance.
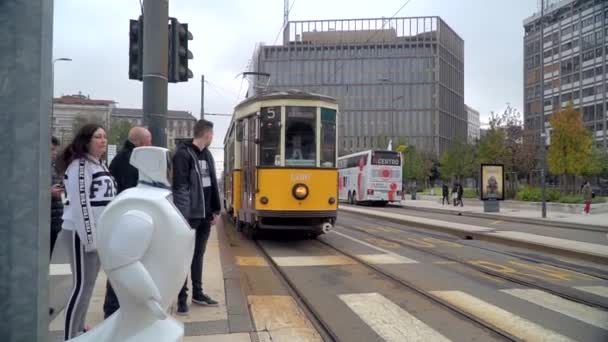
[339,206,608,264]
[398,204,608,233]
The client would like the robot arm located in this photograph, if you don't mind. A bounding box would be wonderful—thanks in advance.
[99,210,166,319]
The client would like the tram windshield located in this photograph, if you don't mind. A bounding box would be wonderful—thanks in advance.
[285,106,316,167]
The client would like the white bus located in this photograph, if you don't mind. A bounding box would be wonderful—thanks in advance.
[338,149,402,205]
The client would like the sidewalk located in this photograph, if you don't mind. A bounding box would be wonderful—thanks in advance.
[48,228,253,341]
[400,197,608,231]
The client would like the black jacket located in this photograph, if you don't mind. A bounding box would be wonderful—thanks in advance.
[172,141,221,221]
[51,161,63,231]
[109,140,139,194]
[442,185,449,196]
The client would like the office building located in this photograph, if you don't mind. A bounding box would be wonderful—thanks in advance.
[466,105,481,143]
[523,0,607,148]
[248,17,466,157]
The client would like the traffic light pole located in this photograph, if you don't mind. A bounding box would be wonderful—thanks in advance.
[142,0,168,147]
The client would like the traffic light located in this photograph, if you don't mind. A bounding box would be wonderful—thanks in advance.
[128,16,143,80]
[168,18,193,83]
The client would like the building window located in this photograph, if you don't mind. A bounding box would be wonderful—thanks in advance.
[582,86,595,97]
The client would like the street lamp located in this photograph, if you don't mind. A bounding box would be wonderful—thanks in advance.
[51,57,72,134]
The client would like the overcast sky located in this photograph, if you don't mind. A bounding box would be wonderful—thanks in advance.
[53,0,539,166]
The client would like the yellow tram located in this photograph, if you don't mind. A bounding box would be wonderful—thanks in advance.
[223,90,339,238]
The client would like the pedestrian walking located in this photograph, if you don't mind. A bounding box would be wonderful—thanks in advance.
[442,183,450,205]
[57,124,117,340]
[457,183,464,207]
[102,127,151,319]
[452,184,458,207]
[173,119,221,315]
[582,181,593,215]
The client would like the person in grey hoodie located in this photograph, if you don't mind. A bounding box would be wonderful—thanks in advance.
[172,119,221,315]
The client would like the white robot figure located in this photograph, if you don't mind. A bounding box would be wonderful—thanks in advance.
[69,146,195,342]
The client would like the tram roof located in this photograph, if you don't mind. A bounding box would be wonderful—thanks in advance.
[235,89,337,110]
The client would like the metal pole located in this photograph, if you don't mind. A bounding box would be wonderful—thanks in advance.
[0,0,53,340]
[201,74,205,119]
[142,0,168,147]
[540,0,547,218]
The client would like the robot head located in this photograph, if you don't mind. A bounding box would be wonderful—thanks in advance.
[130,146,172,188]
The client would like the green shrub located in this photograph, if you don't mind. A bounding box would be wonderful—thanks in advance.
[463,188,477,199]
[557,195,584,204]
[556,195,606,204]
[516,188,560,202]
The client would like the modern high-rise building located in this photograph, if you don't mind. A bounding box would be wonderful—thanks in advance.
[523,0,607,148]
[248,17,466,157]
[466,105,481,143]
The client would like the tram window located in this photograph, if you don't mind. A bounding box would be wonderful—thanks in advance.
[285,106,316,167]
[320,108,336,168]
[259,106,281,166]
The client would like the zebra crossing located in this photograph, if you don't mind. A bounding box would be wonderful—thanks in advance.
[339,286,608,341]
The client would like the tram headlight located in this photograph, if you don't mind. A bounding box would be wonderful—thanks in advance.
[260,196,269,205]
[328,197,336,204]
[292,183,309,200]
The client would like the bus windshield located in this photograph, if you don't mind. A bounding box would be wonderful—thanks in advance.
[371,151,400,166]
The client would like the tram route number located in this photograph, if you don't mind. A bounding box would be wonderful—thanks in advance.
[291,174,310,182]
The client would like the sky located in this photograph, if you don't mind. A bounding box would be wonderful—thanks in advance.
[53,0,539,167]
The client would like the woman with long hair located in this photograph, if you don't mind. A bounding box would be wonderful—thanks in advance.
[58,123,117,340]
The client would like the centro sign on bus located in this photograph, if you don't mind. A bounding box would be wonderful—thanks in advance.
[338,149,402,205]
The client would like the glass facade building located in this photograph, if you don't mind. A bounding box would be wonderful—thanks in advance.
[524,0,608,148]
[248,17,466,157]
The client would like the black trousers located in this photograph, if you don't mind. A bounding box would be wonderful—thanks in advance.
[50,225,61,258]
[178,219,212,303]
[442,195,449,205]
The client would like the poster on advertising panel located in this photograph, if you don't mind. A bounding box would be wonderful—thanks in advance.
[480,164,504,201]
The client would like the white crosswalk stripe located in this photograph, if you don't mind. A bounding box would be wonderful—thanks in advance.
[502,288,608,331]
[431,290,576,342]
[332,230,418,263]
[339,292,451,342]
[574,286,608,299]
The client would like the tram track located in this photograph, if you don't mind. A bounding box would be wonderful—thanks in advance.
[253,239,339,342]
[254,236,519,342]
[339,211,608,282]
[333,215,608,311]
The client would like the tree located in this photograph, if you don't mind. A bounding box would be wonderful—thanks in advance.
[439,141,477,183]
[583,147,608,178]
[478,111,507,166]
[108,119,134,146]
[394,139,434,188]
[547,104,594,193]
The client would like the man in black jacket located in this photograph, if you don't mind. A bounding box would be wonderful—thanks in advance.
[173,119,221,315]
[102,126,151,319]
